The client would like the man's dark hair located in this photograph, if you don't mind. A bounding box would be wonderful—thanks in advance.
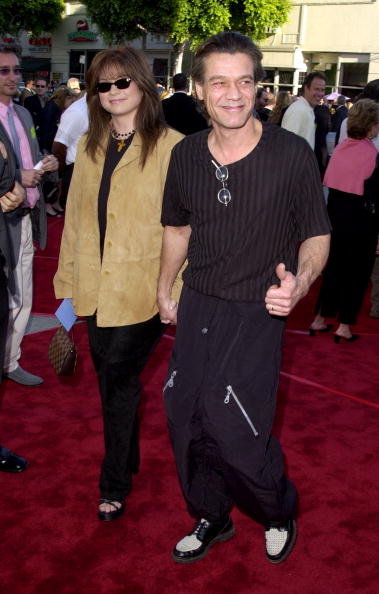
[361,79,379,103]
[336,95,346,106]
[0,42,21,59]
[256,87,267,100]
[172,73,188,91]
[302,71,327,90]
[192,31,264,85]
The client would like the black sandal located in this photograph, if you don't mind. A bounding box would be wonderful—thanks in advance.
[98,498,126,522]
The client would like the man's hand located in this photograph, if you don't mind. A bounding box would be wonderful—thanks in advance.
[0,181,26,212]
[21,168,43,187]
[157,296,178,324]
[41,154,59,172]
[0,140,8,159]
[265,263,300,317]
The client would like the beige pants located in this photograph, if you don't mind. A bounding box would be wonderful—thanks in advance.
[3,215,34,373]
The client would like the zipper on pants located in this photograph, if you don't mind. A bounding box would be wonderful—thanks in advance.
[163,370,177,392]
[224,385,259,437]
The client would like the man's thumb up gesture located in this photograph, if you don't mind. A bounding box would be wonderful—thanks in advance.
[265,263,299,317]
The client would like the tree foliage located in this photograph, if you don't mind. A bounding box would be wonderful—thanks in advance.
[0,0,65,37]
[83,0,291,47]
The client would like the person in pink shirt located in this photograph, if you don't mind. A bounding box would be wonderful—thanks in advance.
[0,42,58,386]
[310,99,379,342]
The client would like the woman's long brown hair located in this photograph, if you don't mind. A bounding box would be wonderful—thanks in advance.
[85,46,166,168]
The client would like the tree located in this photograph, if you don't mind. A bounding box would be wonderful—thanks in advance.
[0,0,65,38]
[83,0,291,74]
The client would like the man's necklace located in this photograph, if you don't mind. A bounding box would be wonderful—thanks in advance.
[111,127,135,152]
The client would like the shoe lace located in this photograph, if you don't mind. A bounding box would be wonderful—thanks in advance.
[193,519,211,540]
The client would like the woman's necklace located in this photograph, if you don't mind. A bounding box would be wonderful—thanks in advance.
[111,127,135,152]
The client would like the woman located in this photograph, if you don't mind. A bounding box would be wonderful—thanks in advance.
[310,99,379,341]
[54,47,182,521]
[269,90,290,126]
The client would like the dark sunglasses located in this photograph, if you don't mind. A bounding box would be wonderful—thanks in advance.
[96,77,132,93]
[0,67,23,76]
[35,84,46,88]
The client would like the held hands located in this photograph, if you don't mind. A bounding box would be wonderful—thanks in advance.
[158,296,178,324]
[21,155,58,188]
[41,154,58,173]
[265,263,300,317]
[21,168,43,188]
[0,181,26,212]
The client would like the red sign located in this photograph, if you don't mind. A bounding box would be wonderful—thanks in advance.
[29,37,52,46]
[77,20,89,31]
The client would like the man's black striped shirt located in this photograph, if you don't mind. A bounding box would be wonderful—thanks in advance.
[161,122,331,302]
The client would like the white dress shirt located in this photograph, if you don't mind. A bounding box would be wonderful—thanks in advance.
[281,96,316,150]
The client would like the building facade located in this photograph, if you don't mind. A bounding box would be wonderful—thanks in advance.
[260,0,379,97]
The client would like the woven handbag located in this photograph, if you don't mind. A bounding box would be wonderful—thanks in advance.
[48,325,77,376]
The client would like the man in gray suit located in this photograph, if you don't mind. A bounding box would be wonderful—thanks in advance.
[0,43,58,386]
[0,126,29,470]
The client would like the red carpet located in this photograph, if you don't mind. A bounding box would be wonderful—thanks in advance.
[1,218,378,593]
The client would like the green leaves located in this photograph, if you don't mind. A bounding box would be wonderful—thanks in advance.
[0,0,65,37]
[82,0,291,66]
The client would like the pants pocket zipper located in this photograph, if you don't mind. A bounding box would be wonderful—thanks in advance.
[163,370,177,392]
[224,385,259,437]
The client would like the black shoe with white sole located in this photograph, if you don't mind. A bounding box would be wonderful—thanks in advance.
[265,518,297,564]
[172,517,235,564]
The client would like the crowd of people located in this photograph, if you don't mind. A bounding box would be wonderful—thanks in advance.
[0,31,378,569]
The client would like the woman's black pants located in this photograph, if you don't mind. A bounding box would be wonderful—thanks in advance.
[87,313,165,501]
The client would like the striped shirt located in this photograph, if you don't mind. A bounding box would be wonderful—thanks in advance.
[161,122,331,302]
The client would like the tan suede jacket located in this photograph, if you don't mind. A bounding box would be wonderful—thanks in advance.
[54,128,183,327]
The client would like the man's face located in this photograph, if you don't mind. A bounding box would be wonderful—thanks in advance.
[256,90,268,109]
[35,79,47,97]
[0,52,21,104]
[195,52,256,131]
[69,80,81,94]
[303,77,326,108]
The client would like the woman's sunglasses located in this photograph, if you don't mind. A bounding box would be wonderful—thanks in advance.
[96,77,132,94]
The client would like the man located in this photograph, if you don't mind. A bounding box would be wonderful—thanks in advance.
[254,86,270,121]
[0,128,28,471]
[0,43,58,386]
[158,32,330,566]
[162,73,208,136]
[281,71,326,149]
[24,78,48,150]
[314,99,331,175]
[19,79,35,105]
[52,93,88,207]
[66,77,81,95]
[331,95,348,146]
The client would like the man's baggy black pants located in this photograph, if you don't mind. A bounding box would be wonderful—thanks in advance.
[164,286,297,526]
